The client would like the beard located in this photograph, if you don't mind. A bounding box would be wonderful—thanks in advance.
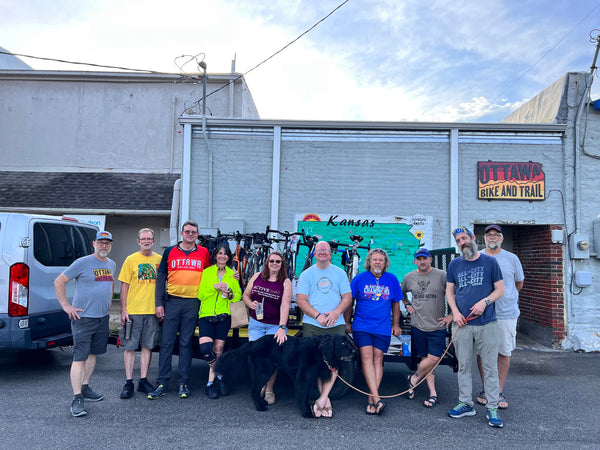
[486,241,500,250]
[460,240,479,260]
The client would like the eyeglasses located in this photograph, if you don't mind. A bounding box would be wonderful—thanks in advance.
[95,241,112,247]
[485,233,502,238]
[315,249,331,254]
[138,238,154,242]
[268,259,282,264]
[182,230,198,235]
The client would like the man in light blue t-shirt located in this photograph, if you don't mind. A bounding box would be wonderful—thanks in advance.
[296,240,352,418]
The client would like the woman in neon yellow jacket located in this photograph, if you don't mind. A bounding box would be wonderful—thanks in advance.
[197,243,242,399]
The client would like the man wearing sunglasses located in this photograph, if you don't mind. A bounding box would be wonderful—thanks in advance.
[147,220,210,400]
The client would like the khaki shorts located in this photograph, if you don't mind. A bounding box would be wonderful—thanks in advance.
[302,322,346,337]
[497,318,518,356]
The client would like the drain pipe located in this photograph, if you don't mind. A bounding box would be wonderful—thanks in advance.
[199,61,213,228]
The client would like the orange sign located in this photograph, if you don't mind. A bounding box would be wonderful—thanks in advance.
[478,161,545,200]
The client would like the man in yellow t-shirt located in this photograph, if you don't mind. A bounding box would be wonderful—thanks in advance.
[118,228,162,399]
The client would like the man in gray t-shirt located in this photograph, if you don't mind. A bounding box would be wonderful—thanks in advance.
[401,248,453,408]
[54,230,116,417]
[476,225,524,410]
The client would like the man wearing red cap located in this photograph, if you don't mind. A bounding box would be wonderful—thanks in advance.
[476,225,524,410]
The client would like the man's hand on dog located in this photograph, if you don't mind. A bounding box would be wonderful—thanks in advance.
[274,327,287,345]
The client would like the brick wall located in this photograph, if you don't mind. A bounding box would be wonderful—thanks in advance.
[514,224,565,344]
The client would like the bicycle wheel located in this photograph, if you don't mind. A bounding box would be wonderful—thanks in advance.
[350,254,360,280]
[244,254,256,283]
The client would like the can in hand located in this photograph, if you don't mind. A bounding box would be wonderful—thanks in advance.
[125,319,133,340]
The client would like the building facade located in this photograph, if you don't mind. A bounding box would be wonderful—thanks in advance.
[179,72,599,351]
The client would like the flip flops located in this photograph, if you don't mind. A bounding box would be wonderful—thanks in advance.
[366,403,377,415]
[423,395,438,408]
[375,399,386,415]
[498,392,508,409]
[264,391,276,405]
[406,373,415,399]
[476,390,488,406]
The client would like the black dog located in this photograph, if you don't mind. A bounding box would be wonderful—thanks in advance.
[215,334,356,418]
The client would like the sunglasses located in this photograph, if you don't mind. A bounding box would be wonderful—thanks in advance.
[268,259,282,264]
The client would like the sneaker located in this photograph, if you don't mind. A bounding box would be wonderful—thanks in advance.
[486,408,504,428]
[120,381,134,399]
[137,379,156,394]
[216,378,228,397]
[448,402,476,418]
[205,383,219,399]
[70,396,87,417]
[178,384,191,398]
[81,384,104,402]
[147,384,167,400]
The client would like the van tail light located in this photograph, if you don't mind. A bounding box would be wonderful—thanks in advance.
[9,263,29,316]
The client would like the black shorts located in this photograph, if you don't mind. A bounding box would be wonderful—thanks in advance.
[198,316,231,341]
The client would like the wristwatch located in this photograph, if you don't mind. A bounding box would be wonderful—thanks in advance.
[484,297,491,306]
[279,325,288,331]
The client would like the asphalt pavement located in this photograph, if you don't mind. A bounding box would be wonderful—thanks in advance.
[0,333,598,450]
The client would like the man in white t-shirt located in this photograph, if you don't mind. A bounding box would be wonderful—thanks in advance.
[476,225,524,410]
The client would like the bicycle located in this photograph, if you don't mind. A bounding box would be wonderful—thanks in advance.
[330,235,370,281]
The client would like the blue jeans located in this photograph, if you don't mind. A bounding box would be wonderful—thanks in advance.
[156,297,200,386]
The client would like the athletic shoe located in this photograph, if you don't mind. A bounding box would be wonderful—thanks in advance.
[448,402,476,418]
[178,384,191,398]
[81,384,104,402]
[70,396,87,417]
[119,382,134,399]
[216,378,228,397]
[205,383,219,399]
[137,378,156,394]
[486,408,504,428]
[147,384,167,400]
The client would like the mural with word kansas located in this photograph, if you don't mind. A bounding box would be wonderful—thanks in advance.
[293,213,433,282]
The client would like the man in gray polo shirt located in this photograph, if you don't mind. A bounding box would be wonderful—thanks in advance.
[55,230,116,417]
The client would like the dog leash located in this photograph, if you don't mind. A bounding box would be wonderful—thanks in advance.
[327,312,480,399]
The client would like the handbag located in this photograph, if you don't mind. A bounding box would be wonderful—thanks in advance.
[229,299,249,329]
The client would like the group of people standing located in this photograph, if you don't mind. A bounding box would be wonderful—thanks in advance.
[55,221,523,430]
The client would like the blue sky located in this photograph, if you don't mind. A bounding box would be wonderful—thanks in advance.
[1,0,599,122]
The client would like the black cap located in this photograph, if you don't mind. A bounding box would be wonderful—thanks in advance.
[484,224,502,234]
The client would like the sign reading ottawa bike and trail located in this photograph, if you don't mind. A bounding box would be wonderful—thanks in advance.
[294,213,433,282]
[478,161,545,200]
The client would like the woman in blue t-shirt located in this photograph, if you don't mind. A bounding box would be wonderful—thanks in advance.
[349,248,403,415]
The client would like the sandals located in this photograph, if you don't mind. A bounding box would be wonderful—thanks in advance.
[366,402,377,415]
[375,399,386,415]
[423,395,438,408]
[405,373,415,399]
[264,391,276,405]
[498,392,508,409]
[311,400,322,418]
[476,390,488,406]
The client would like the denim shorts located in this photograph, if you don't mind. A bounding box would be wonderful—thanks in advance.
[248,317,281,342]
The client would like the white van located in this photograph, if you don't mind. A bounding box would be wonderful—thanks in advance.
[0,213,98,350]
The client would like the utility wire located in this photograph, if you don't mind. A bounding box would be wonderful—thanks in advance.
[0,50,182,75]
[492,1,600,105]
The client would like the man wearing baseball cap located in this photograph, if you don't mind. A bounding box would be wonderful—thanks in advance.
[475,225,524,410]
[401,248,453,408]
[54,230,116,417]
[445,226,505,428]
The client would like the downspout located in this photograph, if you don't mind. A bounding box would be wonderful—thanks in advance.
[204,114,213,228]
[170,178,181,244]
[180,123,192,226]
[449,128,459,248]
[270,126,282,233]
